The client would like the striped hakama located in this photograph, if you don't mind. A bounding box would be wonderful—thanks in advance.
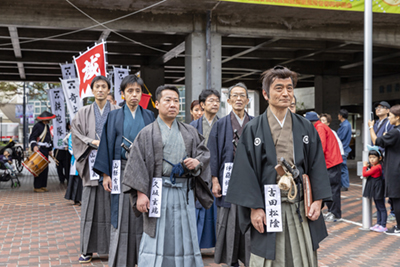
[80,185,111,255]
[108,160,143,266]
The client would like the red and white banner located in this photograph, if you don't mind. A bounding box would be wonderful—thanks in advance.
[74,42,107,99]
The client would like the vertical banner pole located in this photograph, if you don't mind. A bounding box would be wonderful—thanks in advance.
[23,82,27,152]
[361,0,373,230]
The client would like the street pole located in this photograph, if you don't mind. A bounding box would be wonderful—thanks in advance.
[205,10,212,90]
[23,82,27,153]
[361,0,373,230]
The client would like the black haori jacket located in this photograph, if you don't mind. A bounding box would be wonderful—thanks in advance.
[225,110,332,260]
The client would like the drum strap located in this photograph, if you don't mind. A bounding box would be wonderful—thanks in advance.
[38,126,47,143]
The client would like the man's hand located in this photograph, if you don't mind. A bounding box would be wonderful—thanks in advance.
[212,176,222,198]
[33,146,39,152]
[251,208,266,233]
[308,199,323,221]
[103,175,112,192]
[49,150,53,157]
[368,120,375,128]
[137,191,150,213]
[92,140,100,146]
[183,158,200,170]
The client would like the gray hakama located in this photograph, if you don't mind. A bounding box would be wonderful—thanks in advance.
[139,177,203,267]
[72,101,118,257]
[215,204,251,266]
[108,160,143,267]
[138,118,203,267]
[80,184,111,255]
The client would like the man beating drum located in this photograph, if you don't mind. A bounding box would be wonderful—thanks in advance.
[28,111,55,193]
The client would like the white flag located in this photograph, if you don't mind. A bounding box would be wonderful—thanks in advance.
[60,63,77,79]
[48,88,66,149]
[60,78,82,121]
[113,67,129,105]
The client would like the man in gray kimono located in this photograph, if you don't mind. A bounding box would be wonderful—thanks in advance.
[71,75,119,263]
[226,66,332,267]
[123,85,213,267]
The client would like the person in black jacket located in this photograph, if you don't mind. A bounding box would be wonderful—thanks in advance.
[29,111,55,193]
[371,104,400,236]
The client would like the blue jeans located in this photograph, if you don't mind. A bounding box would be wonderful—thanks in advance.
[341,152,349,188]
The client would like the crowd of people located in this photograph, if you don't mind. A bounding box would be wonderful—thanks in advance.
[23,65,400,267]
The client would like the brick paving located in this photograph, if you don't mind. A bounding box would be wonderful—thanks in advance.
[1,161,400,267]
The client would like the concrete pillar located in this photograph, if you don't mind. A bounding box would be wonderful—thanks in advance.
[140,65,164,115]
[185,32,206,123]
[314,75,341,130]
[184,25,221,122]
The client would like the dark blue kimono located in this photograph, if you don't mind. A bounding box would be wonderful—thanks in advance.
[190,115,218,249]
[208,112,253,208]
[93,105,155,228]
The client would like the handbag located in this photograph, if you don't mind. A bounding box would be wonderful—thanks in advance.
[303,173,313,219]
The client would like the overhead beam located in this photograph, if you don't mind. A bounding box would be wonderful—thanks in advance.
[8,26,22,58]
[8,26,25,79]
[151,41,185,65]
[17,62,25,79]
[98,29,111,43]
[279,43,350,65]
[222,70,261,84]
[222,38,279,64]
[340,51,400,69]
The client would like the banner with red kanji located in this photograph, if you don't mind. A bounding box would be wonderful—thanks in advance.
[74,42,107,99]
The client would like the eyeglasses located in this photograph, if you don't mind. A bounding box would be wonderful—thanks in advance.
[230,94,247,99]
[375,106,387,110]
[206,98,220,104]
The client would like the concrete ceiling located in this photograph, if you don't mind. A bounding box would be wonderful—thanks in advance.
[1,0,400,89]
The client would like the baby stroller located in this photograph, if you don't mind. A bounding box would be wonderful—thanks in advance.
[0,148,21,188]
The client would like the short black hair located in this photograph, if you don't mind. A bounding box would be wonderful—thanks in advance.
[120,75,145,93]
[107,93,115,101]
[155,85,180,101]
[198,89,220,104]
[261,65,298,98]
[90,75,111,90]
[368,149,382,159]
[339,109,348,119]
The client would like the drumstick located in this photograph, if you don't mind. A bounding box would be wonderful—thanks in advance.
[50,154,59,166]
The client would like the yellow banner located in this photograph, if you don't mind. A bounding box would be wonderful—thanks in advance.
[222,0,400,14]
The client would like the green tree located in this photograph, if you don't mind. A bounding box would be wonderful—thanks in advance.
[0,82,60,105]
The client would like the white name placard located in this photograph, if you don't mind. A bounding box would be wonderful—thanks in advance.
[88,150,100,180]
[264,184,283,232]
[111,160,121,194]
[222,162,233,196]
[149,178,163,218]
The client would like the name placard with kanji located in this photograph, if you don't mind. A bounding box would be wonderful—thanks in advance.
[88,150,99,180]
[149,178,163,218]
[222,162,233,196]
[111,160,121,194]
[264,184,282,232]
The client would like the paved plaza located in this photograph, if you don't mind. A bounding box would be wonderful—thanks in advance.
[1,161,400,267]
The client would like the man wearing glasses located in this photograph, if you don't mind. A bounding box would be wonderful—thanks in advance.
[190,88,220,251]
[208,83,253,267]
